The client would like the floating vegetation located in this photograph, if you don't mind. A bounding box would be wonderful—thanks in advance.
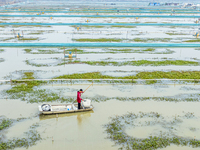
[24,48,32,53]
[54,71,200,80]
[73,38,123,42]
[18,37,40,41]
[24,48,85,54]
[59,60,199,66]
[0,122,41,150]
[25,60,48,67]
[28,30,46,35]
[25,57,61,67]
[184,39,200,42]
[4,72,72,103]
[133,38,172,42]
[104,112,200,150]
[166,32,188,35]
[0,118,12,130]
[1,37,15,42]
[0,49,4,53]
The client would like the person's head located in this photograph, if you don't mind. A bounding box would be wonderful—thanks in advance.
[79,89,83,93]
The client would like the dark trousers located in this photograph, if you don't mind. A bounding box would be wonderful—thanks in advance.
[78,103,81,109]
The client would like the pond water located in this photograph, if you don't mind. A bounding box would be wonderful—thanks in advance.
[1,1,200,150]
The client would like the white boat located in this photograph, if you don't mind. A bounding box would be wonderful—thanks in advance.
[38,99,93,115]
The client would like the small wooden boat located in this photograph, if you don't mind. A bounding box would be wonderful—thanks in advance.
[38,99,93,115]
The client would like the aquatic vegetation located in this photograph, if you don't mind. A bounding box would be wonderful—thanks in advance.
[184,39,200,42]
[60,60,199,66]
[25,60,48,67]
[24,48,32,53]
[54,71,200,80]
[166,32,188,35]
[1,37,15,41]
[104,112,200,150]
[4,72,73,103]
[143,48,155,51]
[0,49,4,53]
[0,124,41,150]
[133,38,172,42]
[73,38,123,42]
[28,30,46,35]
[0,118,12,130]
[6,72,45,95]
[18,38,39,41]
[54,72,113,79]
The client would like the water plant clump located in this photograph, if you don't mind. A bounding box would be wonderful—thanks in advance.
[4,72,74,103]
[18,37,40,41]
[0,49,4,53]
[0,122,41,150]
[184,39,200,42]
[6,72,45,94]
[0,118,12,130]
[104,112,200,150]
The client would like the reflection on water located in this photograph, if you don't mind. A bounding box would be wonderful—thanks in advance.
[39,110,94,121]
[77,111,92,128]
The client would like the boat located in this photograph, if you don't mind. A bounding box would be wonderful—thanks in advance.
[38,99,93,115]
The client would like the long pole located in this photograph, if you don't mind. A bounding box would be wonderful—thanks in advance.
[83,83,93,93]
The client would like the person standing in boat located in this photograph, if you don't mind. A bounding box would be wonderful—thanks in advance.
[77,89,84,109]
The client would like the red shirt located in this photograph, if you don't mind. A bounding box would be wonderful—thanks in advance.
[77,91,82,103]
